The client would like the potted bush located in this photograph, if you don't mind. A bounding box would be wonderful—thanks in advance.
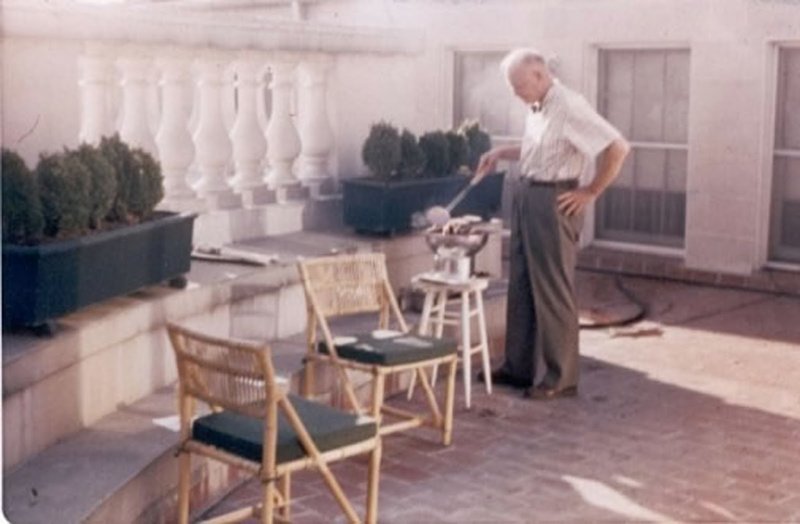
[2,136,196,333]
[342,121,504,234]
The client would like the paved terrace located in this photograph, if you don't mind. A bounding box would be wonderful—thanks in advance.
[204,274,800,523]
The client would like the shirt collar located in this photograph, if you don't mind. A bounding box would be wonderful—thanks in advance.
[532,79,560,114]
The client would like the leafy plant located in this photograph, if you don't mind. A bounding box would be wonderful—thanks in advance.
[127,148,164,221]
[419,131,450,177]
[100,134,163,222]
[397,129,426,179]
[445,130,470,175]
[70,143,117,229]
[2,149,44,245]
[458,120,492,172]
[362,122,402,180]
[36,152,92,238]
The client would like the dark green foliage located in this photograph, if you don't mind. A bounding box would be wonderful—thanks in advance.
[70,144,117,229]
[362,122,402,180]
[99,135,135,222]
[458,120,492,172]
[100,134,163,222]
[36,152,92,238]
[445,130,470,175]
[397,129,426,179]
[128,148,164,221]
[419,131,451,177]
[2,149,44,244]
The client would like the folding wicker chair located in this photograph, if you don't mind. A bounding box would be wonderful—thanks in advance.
[167,322,382,524]
[297,253,458,446]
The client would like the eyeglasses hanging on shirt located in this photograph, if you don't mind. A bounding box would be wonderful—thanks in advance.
[530,102,542,114]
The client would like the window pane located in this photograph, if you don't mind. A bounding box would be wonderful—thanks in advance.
[634,148,666,191]
[776,48,800,150]
[664,50,691,143]
[600,51,634,138]
[631,51,666,142]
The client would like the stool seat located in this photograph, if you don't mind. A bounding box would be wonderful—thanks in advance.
[409,274,493,409]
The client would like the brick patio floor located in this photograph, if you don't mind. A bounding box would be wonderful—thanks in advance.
[203,274,800,523]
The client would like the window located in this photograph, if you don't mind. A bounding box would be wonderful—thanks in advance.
[452,51,523,138]
[595,49,690,248]
[769,47,800,263]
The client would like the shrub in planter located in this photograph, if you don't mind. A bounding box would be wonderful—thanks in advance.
[419,131,450,177]
[36,151,92,238]
[398,129,426,179]
[1,149,44,245]
[445,130,470,175]
[459,120,492,172]
[100,134,164,223]
[3,137,193,330]
[362,121,402,180]
[70,143,117,229]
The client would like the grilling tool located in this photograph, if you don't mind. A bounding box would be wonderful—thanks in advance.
[425,176,481,227]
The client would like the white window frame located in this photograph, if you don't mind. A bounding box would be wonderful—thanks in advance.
[582,42,690,257]
[761,41,800,271]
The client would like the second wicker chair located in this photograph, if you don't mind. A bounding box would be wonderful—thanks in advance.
[297,253,459,446]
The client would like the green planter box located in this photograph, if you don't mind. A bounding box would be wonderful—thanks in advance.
[342,172,505,235]
[2,211,196,330]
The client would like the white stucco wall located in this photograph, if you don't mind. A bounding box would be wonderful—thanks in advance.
[2,0,799,274]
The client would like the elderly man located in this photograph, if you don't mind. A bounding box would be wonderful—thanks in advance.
[475,48,630,399]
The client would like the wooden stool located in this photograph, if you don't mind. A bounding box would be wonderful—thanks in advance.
[408,275,492,409]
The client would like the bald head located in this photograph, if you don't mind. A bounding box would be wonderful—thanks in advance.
[500,48,553,105]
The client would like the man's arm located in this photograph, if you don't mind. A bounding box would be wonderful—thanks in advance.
[473,145,522,184]
[557,137,630,216]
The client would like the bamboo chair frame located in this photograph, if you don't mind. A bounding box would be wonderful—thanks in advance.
[167,322,382,524]
[297,253,458,446]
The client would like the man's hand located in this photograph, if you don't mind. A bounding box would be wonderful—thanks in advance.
[557,187,596,217]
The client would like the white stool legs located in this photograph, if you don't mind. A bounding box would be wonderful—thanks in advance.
[408,279,492,409]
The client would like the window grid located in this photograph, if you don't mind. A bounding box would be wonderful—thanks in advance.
[595,49,690,248]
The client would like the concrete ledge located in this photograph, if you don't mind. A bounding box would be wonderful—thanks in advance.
[2,259,302,471]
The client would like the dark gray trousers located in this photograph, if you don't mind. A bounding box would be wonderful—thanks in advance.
[502,177,582,389]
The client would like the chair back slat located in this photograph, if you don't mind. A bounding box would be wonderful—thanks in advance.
[299,253,388,318]
[168,324,276,418]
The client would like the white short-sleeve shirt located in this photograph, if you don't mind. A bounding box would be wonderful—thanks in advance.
[519,80,621,182]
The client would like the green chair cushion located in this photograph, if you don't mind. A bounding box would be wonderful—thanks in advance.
[192,394,377,465]
[318,331,457,366]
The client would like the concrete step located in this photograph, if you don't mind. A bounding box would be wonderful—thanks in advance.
[3,337,308,524]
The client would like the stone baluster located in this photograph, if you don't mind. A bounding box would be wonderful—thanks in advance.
[117,51,157,155]
[154,54,196,205]
[298,57,335,196]
[265,59,302,200]
[230,56,274,205]
[192,56,240,209]
[78,45,114,145]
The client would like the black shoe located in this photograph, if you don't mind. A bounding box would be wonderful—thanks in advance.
[523,385,578,400]
[477,369,532,389]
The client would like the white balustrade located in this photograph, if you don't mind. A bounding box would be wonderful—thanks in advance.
[192,56,239,207]
[78,46,114,145]
[265,59,301,190]
[230,57,268,192]
[155,55,196,203]
[117,51,157,155]
[78,45,339,218]
[298,58,335,194]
